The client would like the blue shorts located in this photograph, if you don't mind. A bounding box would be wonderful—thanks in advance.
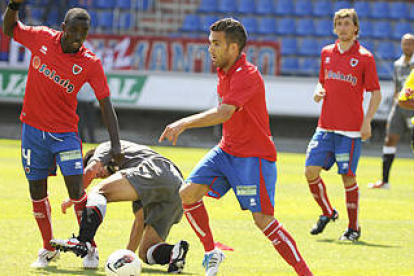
[305,131,361,176]
[186,146,277,216]
[21,123,84,181]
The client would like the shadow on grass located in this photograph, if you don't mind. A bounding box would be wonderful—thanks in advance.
[316,238,399,248]
[142,267,197,275]
[32,266,104,275]
[35,265,197,275]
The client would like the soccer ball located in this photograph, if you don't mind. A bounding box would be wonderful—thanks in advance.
[105,249,142,276]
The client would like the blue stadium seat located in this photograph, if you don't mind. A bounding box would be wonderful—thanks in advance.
[353,1,370,18]
[280,38,298,55]
[297,18,315,36]
[372,21,391,39]
[97,11,114,29]
[393,22,412,40]
[95,0,116,9]
[295,0,313,16]
[281,57,299,74]
[202,15,219,32]
[218,0,237,13]
[118,12,133,30]
[370,2,390,19]
[117,0,132,9]
[275,0,294,16]
[198,0,218,13]
[136,0,154,10]
[318,39,334,52]
[277,18,296,35]
[257,17,277,35]
[89,10,98,28]
[299,38,319,56]
[409,4,414,20]
[256,0,275,15]
[313,0,332,16]
[242,17,258,34]
[46,9,59,26]
[376,42,398,60]
[181,14,202,32]
[300,57,319,75]
[390,2,408,19]
[359,40,374,52]
[314,19,332,37]
[30,8,43,23]
[377,61,393,79]
[359,20,374,38]
[334,1,351,12]
[238,0,256,14]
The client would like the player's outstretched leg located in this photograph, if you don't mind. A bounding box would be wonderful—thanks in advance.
[203,248,225,276]
[258,216,313,276]
[50,236,91,258]
[310,209,339,235]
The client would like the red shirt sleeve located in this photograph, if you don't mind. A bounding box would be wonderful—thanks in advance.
[13,22,45,52]
[222,69,262,108]
[319,50,325,85]
[364,55,381,92]
[88,59,110,100]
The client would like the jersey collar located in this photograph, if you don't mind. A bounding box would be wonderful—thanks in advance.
[217,53,246,76]
[334,40,360,55]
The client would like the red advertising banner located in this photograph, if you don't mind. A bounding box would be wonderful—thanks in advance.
[0,31,280,75]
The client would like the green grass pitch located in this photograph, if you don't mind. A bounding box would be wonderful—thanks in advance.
[1,139,414,275]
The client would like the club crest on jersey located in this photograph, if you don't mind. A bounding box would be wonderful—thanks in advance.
[32,55,75,93]
[72,64,83,75]
[350,58,358,67]
[325,57,330,64]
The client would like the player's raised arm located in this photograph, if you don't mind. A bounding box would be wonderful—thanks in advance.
[98,97,124,164]
[3,0,24,37]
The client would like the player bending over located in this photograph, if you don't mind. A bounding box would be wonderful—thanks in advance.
[51,140,189,273]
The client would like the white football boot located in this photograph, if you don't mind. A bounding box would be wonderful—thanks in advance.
[83,246,99,269]
[30,248,60,268]
[202,248,225,276]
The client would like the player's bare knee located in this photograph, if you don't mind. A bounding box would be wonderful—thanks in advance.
[252,212,274,230]
[179,183,205,204]
[305,166,319,181]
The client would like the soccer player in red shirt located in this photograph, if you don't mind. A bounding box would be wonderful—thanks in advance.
[305,9,381,241]
[3,0,123,268]
[160,18,313,276]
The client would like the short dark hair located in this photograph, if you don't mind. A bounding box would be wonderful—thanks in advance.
[64,8,91,25]
[83,148,96,168]
[210,18,247,53]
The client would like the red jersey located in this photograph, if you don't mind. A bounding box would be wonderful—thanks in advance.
[318,40,380,131]
[13,22,110,132]
[217,53,277,162]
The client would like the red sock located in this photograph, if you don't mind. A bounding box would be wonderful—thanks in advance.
[71,193,96,247]
[183,201,215,252]
[345,183,359,230]
[32,197,54,251]
[308,177,333,216]
[263,219,313,276]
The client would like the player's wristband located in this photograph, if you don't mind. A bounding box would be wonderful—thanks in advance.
[8,1,21,10]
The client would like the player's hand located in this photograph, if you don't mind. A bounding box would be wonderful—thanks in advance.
[313,88,326,103]
[159,120,187,145]
[61,198,73,214]
[83,160,101,187]
[360,119,372,141]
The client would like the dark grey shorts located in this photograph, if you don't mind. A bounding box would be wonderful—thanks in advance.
[123,158,184,240]
[387,103,414,136]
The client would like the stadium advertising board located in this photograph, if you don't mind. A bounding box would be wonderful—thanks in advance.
[0,32,280,75]
[0,68,393,120]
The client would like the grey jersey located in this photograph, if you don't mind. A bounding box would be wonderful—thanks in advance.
[394,56,413,93]
[90,140,180,174]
